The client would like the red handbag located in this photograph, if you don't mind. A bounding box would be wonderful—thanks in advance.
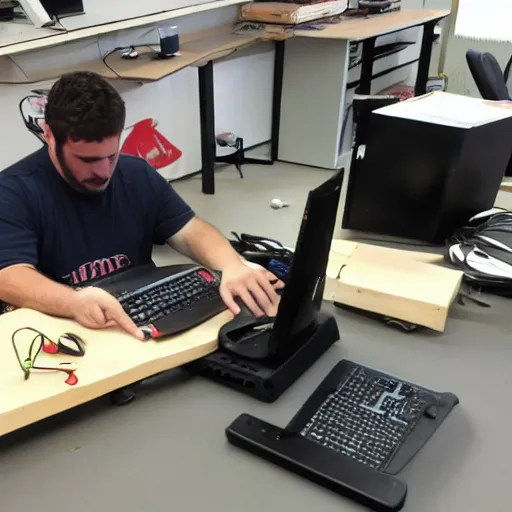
[121,118,182,169]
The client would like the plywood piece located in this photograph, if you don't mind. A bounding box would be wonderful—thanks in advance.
[103,27,261,81]
[334,256,462,331]
[0,308,232,437]
[324,240,461,331]
[324,240,445,303]
[294,9,450,41]
[499,180,512,192]
[350,242,445,264]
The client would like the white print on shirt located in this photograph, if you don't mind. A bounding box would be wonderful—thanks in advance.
[62,254,132,285]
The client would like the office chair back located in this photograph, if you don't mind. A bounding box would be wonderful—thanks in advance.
[466,49,511,101]
[466,50,512,177]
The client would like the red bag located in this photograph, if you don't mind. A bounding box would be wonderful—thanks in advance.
[121,118,182,169]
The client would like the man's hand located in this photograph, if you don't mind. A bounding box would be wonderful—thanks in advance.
[68,287,144,340]
[219,260,284,317]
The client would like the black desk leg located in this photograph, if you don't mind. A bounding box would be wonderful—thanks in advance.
[415,20,436,96]
[199,60,215,195]
[359,37,376,95]
[271,40,285,162]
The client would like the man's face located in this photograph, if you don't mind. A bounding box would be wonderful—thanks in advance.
[44,124,121,194]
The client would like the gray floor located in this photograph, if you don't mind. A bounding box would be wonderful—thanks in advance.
[152,160,339,266]
[1,161,512,512]
[155,158,512,266]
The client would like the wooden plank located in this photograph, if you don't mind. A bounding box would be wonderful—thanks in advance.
[294,9,451,41]
[324,240,444,302]
[0,308,232,437]
[499,180,512,192]
[324,240,461,332]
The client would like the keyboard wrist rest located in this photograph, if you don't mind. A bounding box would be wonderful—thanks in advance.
[225,413,407,512]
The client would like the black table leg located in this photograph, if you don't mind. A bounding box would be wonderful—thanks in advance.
[198,60,215,195]
[415,20,437,96]
[271,40,285,162]
[359,37,376,95]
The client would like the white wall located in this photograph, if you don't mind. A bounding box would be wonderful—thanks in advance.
[432,0,512,97]
[0,5,275,180]
[213,43,275,157]
[60,0,244,30]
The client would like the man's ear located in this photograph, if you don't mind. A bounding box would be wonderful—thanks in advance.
[40,120,54,148]
[40,120,50,139]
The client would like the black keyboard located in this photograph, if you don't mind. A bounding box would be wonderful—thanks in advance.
[226,360,459,511]
[117,265,227,339]
[286,360,459,475]
[298,365,428,471]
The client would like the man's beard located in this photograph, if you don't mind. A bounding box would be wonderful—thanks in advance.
[55,144,110,195]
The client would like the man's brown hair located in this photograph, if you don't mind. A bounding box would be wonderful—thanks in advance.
[45,71,126,146]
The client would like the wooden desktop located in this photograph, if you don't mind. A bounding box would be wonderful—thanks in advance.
[0,307,232,437]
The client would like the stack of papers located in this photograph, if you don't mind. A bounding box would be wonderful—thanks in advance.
[375,91,512,128]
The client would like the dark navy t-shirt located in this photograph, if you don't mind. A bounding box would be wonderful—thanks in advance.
[0,147,195,287]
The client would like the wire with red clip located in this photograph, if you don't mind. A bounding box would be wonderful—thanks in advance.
[12,327,86,386]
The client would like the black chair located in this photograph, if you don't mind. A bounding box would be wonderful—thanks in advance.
[466,49,511,100]
[466,50,512,176]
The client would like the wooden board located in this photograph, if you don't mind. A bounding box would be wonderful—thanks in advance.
[0,308,232,437]
[500,179,512,192]
[294,9,451,41]
[104,27,262,81]
[324,240,462,332]
[325,239,444,296]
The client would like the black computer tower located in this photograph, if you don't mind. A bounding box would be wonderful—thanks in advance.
[342,93,512,244]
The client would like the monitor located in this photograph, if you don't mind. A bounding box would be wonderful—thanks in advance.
[269,168,343,358]
[218,168,343,362]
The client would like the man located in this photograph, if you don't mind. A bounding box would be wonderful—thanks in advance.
[0,71,282,341]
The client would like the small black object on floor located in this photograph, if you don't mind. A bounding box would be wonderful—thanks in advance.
[226,359,459,511]
[110,386,137,406]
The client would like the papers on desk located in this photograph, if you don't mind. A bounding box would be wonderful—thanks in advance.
[455,0,512,43]
[238,1,347,25]
[375,91,512,128]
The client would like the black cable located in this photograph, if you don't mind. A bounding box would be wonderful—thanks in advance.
[11,327,45,376]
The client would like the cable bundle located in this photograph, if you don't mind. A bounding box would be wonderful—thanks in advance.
[446,207,512,296]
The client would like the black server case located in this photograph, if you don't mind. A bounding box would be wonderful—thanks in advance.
[342,109,512,244]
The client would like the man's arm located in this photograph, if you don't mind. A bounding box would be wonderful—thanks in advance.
[168,217,243,270]
[168,217,283,317]
[0,265,143,338]
[0,264,76,316]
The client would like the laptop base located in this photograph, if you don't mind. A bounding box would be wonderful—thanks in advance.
[186,312,340,402]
